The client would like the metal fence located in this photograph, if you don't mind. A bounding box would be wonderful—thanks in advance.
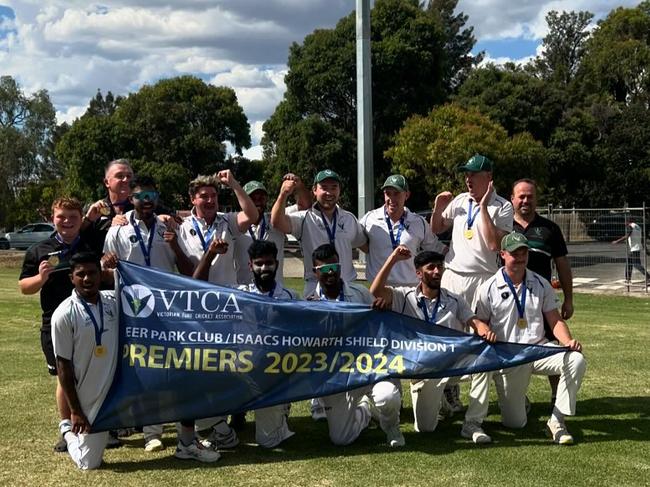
[539,204,649,293]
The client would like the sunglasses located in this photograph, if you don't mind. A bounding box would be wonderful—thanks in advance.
[313,263,341,273]
[131,190,159,201]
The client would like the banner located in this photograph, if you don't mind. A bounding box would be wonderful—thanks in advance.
[92,261,567,431]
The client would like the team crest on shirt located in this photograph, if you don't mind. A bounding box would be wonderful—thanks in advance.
[121,285,155,318]
[501,292,510,299]
[190,228,197,236]
[129,235,138,243]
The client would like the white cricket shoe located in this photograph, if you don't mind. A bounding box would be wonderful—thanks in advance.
[198,422,240,450]
[144,437,165,452]
[547,419,574,445]
[461,421,492,444]
[385,425,405,448]
[175,440,221,462]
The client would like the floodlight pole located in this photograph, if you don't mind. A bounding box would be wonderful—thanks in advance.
[356,0,374,221]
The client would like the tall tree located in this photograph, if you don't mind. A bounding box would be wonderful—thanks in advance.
[533,10,594,86]
[263,0,449,208]
[0,76,56,226]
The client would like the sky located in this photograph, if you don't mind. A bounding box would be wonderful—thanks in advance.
[0,1,639,160]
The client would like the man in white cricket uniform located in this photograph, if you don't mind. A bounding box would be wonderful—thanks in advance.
[51,253,121,469]
[103,176,217,457]
[370,246,496,437]
[271,169,367,296]
[304,244,403,447]
[361,174,445,286]
[238,240,297,448]
[469,232,586,445]
[233,181,287,286]
[430,154,513,412]
[178,171,258,286]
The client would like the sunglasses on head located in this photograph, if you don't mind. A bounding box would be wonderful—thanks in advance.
[314,263,341,273]
[131,190,159,201]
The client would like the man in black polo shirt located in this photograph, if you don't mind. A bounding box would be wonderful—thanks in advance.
[19,197,97,452]
[511,178,574,405]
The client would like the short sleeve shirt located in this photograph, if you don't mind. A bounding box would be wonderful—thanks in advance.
[513,213,568,282]
[233,212,286,286]
[306,281,373,305]
[361,206,445,286]
[177,209,241,285]
[51,290,119,423]
[475,268,560,344]
[442,192,513,274]
[103,210,180,272]
[389,285,474,332]
[289,205,367,283]
[19,235,95,330]
[238,282,297,301]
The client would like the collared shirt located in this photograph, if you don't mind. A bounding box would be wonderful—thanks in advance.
[237,282,297,301]
[51,290,119,423]
[19,234,94,330]
[360,206,446,286]
[475,267,559,345]
[306,281,373,305]
[233,212,286,286]
[628,223,643,252]
[288,204,367,284]
[442,191,513,274]
[389,285,473,332]
[177,208,241,286]
[103,210,180,272]
[513,213,568,282]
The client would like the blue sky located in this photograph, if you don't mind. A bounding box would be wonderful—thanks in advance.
[0,1,640,158]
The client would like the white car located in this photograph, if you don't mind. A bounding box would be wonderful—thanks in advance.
[4,222,55,250]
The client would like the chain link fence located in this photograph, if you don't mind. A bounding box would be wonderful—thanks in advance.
[539,204,649,293]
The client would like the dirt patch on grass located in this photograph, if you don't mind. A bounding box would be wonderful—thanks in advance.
[0,251,25,268]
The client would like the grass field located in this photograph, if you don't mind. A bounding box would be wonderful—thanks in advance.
[1,266,649,486]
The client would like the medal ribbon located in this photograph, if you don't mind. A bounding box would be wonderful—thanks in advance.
[191,217,216,252]
[267,281,277,298]
[130,213,156,266]
[502,269,527,320]
[78,294,105,347]
[248,214,267,241]
[318,283,345,302]
[384,209,405,249]
[318,207,338,244]
[54,234,80,259]
[417,295,441,324]
[466,200,481,230]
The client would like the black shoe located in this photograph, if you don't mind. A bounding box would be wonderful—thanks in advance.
[229,412,247,432]
[106,431,123,449]
[54,435,67,453]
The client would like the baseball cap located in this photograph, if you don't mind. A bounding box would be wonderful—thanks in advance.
[381,174,409,192]
[313,169,341,185]
[501,232,529,252]
[457,154,493,172]
[243,180,267,195]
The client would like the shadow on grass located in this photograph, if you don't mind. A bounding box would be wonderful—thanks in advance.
[101,396,649,472]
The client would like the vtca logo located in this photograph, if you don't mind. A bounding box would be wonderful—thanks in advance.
[121,284,155,318]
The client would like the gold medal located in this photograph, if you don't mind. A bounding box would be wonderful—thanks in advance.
[517,317,527,329]
[464,228,474,239]
[47,255,60,267]
[94,345,106,358]
[100,206,111,216]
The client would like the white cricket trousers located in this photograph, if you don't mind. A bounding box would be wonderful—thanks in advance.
[255,404,295,448]
[468,349,586,428]
[64,431,108,470]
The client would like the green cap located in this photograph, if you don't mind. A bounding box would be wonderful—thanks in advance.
[313,169,341,185]
[381,174,409,192]
[457,154,493,172]
[243,180,267,195]
[501,232,529,252]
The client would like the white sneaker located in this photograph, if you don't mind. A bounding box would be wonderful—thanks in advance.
[461,421,492,444]
[198,423,240,450]
[144,437,165,452]
[546,419,574,445]
[385,425,405,448]
[175,440,221,462]
[311,405,328,421]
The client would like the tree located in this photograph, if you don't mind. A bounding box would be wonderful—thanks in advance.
[56,76,251,207]
[533,10,594,86]
[263,0,455,208]
[579,2,650,104]
[385,104,548,209]
[0,76,56,226]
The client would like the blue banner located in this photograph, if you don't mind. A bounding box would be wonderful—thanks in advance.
[92,261,567,431]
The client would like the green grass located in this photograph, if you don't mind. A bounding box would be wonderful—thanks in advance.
[1,267,649,486]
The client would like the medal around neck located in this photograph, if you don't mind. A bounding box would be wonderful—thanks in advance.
[100,206,111,216]
[517,317,527,329]
[95,345,106,357]
[464,228,474,239]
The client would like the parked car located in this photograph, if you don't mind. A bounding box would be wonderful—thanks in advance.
[4,223,55,250]
[586,213,636,242]
[0,237,9,250]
